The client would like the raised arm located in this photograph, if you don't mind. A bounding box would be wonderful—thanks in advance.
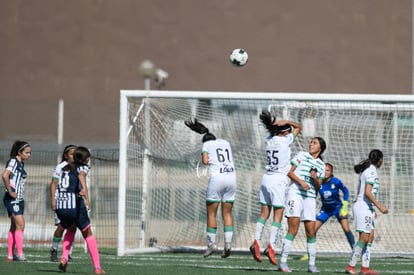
[274,120,302,137]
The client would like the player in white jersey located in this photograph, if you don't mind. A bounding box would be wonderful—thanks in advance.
[279,137,326,273]
[49,144,77,262]
[345,149,388,275]
[249,111,302,266]
[185,118,237,258]
[2,140,31,262]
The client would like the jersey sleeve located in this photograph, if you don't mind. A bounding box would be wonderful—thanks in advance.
[290,151,304,167]
[51,162,66,180]
[51,167,60,180]
[288,132,296,144]
[5,158,17,172]
[201,143,209,154]
[77,165,90,176]
[365,169,377,185]
[338,179,350,201]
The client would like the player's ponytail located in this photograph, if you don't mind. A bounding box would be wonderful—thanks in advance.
[260,111,274,130]
[184,118,216,143]
[354,149,383,174]
[260,111,291,136]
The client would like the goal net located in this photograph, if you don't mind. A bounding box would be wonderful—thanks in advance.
[118,90,414,257]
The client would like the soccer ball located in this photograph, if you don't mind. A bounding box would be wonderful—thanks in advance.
[229,48,248,67]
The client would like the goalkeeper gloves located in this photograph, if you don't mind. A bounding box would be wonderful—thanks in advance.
[340,201,349,218]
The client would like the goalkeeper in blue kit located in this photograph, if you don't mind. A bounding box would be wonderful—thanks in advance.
[316,163,355,247]
[302,163,355,261]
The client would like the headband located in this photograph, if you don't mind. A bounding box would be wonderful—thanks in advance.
[18,143,30,152]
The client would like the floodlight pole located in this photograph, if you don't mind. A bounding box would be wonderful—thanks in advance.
[139,60,155,248]
[57,99,64,145]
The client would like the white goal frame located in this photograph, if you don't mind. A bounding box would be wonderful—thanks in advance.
[118,90,414,256]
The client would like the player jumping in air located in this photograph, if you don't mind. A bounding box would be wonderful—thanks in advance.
[185,118,237,258]
[250,111,301,266]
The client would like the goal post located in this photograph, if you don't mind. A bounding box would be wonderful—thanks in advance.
[118,90,414,257]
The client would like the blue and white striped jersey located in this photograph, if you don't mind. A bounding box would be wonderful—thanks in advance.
[4,157,27,201]
[55,164,89,210]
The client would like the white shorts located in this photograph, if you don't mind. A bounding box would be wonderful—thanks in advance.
[284,186,316,221]
[258,173,289,208]
[207,174,237,203]
[353,201,375,233]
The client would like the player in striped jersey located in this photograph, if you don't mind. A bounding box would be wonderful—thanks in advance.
[278,137,326,273]
[249,111,302,266]
[55,146,105,274]
[49,144,77,262]
[345,150,388,275]
[185,118,237,258]
[2,140,31,262]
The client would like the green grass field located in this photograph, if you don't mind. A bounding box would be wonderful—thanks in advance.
[1,247,414,275]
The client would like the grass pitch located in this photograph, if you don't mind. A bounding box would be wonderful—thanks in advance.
[1,247,414,275]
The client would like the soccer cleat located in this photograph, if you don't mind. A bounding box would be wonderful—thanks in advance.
[278,262,292,273]
[50,248,58,262]
[6,256,14,262]
[345,264,357,275]
[360,267,380,275]
[249,240,262,262]
[203,243,217,258]
[59,258,68,272]
[68,255,73,262]
[221,247,231,258]
[94,268,106,274]
[263,244,277,265]
[7,255,20,262]
[307,265,320,273]
[15,254,27,262]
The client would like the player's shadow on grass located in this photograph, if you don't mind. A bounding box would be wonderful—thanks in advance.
[35,270,62,273]
[36,268,91,274]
